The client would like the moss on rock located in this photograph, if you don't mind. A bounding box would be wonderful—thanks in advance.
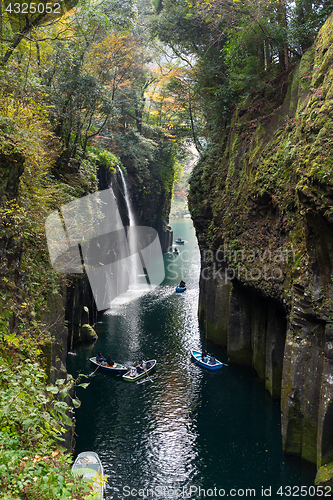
[315,462,333,488]
[228,344,253,367]
[189,8,333,471]
[80,324,98,343]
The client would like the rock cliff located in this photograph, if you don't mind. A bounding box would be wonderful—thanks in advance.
[188,13,333,476]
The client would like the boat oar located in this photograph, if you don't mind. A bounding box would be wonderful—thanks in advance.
[144,369,153,382]
[89,364,101,377]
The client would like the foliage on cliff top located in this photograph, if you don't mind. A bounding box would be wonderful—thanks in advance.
[151,0,333,136]
[189,12,333,308]
[0,28,100,499]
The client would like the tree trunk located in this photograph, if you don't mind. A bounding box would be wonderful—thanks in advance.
[295,0,315,52]
[277,0,289,71]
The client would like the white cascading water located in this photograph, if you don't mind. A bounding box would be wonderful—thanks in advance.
[117,167,138,284]
[108,167,149,310]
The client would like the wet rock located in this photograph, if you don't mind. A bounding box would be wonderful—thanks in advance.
[80,324,98,343]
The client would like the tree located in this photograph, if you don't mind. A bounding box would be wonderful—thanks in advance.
[0,0,79,65]
[150,0,333,136]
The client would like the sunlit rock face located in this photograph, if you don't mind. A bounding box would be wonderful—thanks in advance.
[189,13,333,470]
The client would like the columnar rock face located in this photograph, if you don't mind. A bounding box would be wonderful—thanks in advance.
[127,169,174,253]
[198,257,286,398]
[189,13,333,471]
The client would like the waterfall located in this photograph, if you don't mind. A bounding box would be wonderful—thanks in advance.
[118,167,136,228]
[45,167,163,312]
[117,167,139,285]
[108,166,149,307]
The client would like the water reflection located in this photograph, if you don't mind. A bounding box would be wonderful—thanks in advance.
[67,219,316,499]
[147,355,202,487]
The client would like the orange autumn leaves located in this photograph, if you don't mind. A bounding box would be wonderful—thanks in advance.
[86,33,144,100]
[86,32,194,138]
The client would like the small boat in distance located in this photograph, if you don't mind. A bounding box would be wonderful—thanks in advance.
[175,238,185,244]
[89,357,128,374]
[191,350,224,371]
[122,360,156,382]
[176,281,186,293]
[71,451,106,500]
[173,246,180,255]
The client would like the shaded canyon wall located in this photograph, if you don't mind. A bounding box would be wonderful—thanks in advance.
[189,13,333,473]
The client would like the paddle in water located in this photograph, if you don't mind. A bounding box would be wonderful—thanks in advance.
[89,364,101,377]
[144,369,153,382]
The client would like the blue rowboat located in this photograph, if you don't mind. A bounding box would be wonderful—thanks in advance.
[89,357,128,374]
[191,350,224,371]
[175,238,185,244]
[176,285,186,293]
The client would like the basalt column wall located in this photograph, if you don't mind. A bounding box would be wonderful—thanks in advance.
[189,14,333,474]
[198,259,286,399]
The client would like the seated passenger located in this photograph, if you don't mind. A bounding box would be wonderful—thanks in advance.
[106,355,114,366]
[136,359,145,373]
[96,352,105,364]
[209,353,216,365]
[179,280,186,288]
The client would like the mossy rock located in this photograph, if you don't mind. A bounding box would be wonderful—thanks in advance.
[40,339,52,383]
[80,324,98,343]
[315,462,333,488]
[228,344,253,367]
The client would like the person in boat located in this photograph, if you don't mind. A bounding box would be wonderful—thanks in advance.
[96,352,105,364]
[106,354,114,366]
[136,359,145,373]
[202,349,208,362]
[179,280,186,288]
[209,353,216,365]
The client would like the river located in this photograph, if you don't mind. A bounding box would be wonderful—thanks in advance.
[67,218,317,500]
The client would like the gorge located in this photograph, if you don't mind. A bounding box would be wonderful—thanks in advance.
[2,0,333,497]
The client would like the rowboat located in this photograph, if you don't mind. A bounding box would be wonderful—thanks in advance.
[89,356,128,374]
[191,350,224,371]
[122,360,156,382]
[175,238,185,244]
[71,451,106,499]
[176,285,186,293]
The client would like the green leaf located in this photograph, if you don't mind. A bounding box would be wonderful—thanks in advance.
[77,383,89,389]
[46,385,59,394]
[55,379,66,386]
[22,419,34,429]
[60,389,68,398]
